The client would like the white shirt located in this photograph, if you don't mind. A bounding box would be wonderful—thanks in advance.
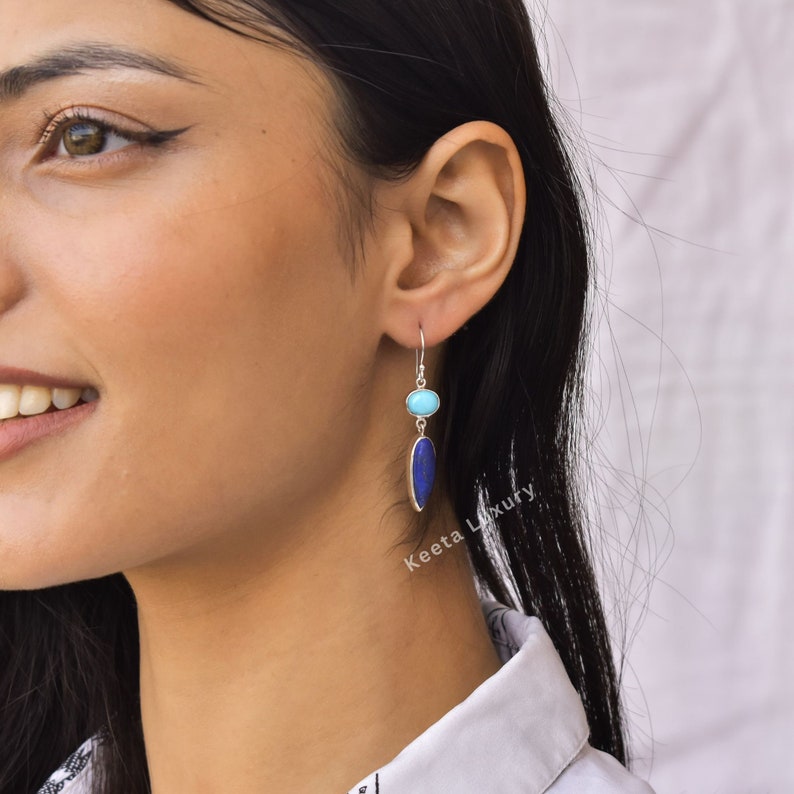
[38,600,654,793]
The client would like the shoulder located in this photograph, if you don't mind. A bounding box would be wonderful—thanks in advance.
[548,743,656,793]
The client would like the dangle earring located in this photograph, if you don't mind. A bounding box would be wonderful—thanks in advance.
[405,324,440,512]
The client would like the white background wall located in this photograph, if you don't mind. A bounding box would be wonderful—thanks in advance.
[533,2,793,791]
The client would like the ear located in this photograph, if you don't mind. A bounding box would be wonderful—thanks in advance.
[376,120,526,349]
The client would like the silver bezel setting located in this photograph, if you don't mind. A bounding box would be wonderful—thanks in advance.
[405,388,440,418]
[407,434,436,512]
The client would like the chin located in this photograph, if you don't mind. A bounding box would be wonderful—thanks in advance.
[0,541,115,592]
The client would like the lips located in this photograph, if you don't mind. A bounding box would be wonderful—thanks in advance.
[0,365,93,391]
[0,366,100,462]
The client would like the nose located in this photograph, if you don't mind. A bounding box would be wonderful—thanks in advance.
[0,261,25,314]
[0,229,27,314]
[0,210,28,316]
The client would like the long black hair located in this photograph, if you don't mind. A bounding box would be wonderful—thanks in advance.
[1,2,632,791]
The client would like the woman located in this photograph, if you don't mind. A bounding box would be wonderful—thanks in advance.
[0,0,655,791]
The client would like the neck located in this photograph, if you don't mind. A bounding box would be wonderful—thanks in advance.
[125,497,502,793]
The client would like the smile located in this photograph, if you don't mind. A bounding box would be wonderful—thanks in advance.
[0,384,99,421]
[0,384,99,463]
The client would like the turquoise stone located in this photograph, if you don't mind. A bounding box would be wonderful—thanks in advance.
[410,436,436,511]
[406,389,440,417]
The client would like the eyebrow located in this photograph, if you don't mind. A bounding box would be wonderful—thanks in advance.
[0,41,205,104]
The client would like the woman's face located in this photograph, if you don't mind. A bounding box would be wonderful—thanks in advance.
[0,0,387,588]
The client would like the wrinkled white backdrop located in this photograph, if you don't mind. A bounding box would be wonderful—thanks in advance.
[532,1,793,792]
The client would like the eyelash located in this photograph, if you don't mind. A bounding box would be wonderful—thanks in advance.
[36,106,183,165]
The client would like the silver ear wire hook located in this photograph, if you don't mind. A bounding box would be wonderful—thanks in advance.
[415,325,426,389]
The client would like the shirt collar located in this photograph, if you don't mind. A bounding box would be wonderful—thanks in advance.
[42,600,590,794]
[346,599,590,794]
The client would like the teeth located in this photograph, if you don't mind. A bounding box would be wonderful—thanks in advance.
[19,386,52,416]
[53,387,82,410]
[0,383,98,421]
[0,385,22,420]
[81,387,99,403]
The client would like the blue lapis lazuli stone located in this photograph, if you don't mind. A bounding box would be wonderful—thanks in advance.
[410,436,436,510]
[406,388,440,417]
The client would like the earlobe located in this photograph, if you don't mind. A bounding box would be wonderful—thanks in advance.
[381,120,526,350]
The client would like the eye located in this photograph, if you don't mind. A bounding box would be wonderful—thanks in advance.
[55,119,136,158]
[36,107,190,165]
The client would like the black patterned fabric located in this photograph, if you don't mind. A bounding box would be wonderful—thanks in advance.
[36,727,109,793]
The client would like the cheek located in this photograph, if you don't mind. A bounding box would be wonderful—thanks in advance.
[4,160,364,584]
